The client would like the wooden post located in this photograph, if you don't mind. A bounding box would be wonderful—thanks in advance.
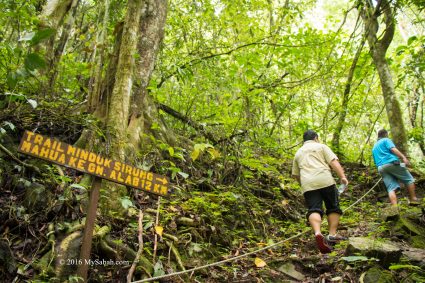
[76,177,102,282]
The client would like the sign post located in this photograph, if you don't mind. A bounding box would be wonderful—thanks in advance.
[76,176,101,281]
[18,131,170,281]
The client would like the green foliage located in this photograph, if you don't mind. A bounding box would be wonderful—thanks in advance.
[341,256,378,262]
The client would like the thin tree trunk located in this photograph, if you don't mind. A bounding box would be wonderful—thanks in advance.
[40,0,74,28]
[332,38,365,155]
[360,0,408,153]
[48,0,81,92]
[87,0,110,113]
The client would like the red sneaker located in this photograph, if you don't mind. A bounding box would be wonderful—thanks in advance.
[315,234,332,254]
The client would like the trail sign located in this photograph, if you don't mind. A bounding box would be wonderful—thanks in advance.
[18,130,169,196]
[18,130,171,282]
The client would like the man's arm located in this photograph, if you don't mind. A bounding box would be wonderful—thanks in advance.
[292,174,301,184]
[390,147,410,165]
[329,159,348,185]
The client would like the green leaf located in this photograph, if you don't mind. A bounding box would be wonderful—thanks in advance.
[407,36,417,46]
[120,197,134,210]
[389,264,422,271]
[30,28,56,46]
[178,171,189,179]
[191,148,200,161]
[70,184,86,189]
[24,53,46,70]
[27,99,38,109]
[2,121,15,131]
[6,72,18,89]
[18,31,35,42]
[341,256,375,262]
[153,260,165,277]
[395,45,407,56]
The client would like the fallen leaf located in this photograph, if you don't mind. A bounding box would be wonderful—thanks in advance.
[254,257,267,268]
[155,225,163,237]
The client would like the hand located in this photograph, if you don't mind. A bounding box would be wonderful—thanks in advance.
[341,177,349,185]
[402,157,410,166]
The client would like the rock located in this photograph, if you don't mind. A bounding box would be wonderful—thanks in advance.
[345,237,402,268]
[361,267,396,283]
[381,205,399,221]
[402,248,425,268]
[397,214,425,235]
[411,235,425,249]
[393,213,425,248]
[277,262,305,281]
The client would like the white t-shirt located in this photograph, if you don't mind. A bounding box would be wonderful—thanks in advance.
[292,140,338,193]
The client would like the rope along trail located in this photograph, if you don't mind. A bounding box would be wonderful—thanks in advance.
[131,178,383,283]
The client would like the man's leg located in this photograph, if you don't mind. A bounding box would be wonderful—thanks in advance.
[327,212,340,235]
[308,212,322,235]
[304,191,332,253]
[406,183,418,202]
[309,212,332,253]
[388,190,398,205]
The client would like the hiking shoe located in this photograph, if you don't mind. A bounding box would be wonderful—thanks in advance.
[325,234,347,244]
[315,234,332,254]
[408,200,420,207]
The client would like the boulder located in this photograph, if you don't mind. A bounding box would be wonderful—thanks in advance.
[277,262,305,281]
[360,267,396,283]
[402,248,425,268]
[393,213,425,248]
[381,205,399,221]
[397,213,425,236]
[345,237,401,268]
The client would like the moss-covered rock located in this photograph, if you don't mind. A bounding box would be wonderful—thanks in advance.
[411,235,425,249]
[392,213,425,248]
[362,267,396,283]
[346,237,402,268]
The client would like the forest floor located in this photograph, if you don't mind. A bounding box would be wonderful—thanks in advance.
[1,143,425,283]
[177,181,425,283]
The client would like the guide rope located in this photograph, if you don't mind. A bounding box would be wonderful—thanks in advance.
[131,178,383,283]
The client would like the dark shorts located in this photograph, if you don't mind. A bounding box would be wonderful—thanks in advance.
[303,184,342,219]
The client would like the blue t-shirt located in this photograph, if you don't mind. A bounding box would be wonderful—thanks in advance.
[372,138,399,167]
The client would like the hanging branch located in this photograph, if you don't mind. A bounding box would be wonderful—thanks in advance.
[157,103,218,144]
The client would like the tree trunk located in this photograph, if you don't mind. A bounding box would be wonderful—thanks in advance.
[107,0,144,159]
[332,39,365,156]
[87,0,110,113]
[47,0,81,92]
[360,0,408,153]
[127,0,175,148]
[39,0,74,28]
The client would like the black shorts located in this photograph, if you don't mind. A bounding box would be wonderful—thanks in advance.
[303,184,342,219]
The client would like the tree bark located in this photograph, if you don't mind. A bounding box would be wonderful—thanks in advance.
[332,38,365,155]
[127,0,174,148]
[39,0,74,28]
[47,0,81,91]
[360,0,409,153]
[107,0,144,159]
[87,0,110,113]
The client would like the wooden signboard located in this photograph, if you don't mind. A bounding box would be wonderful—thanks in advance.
[18,130,169,196]
[18,130,170,281]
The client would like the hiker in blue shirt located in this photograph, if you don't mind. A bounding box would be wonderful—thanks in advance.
[372,129,419,206]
